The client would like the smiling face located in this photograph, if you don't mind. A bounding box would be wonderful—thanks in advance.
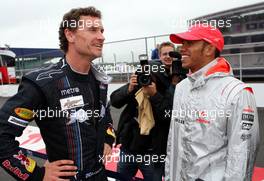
[180,40,215,73]
[159,45,174,69]
[66,16,105,61]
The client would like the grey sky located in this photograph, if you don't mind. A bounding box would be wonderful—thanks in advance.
[1,0,263,48]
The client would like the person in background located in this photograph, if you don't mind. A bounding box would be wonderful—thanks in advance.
[166,24,259,181]
[143,42,186,181]
[151,44,160,60]
[111,42,186,181]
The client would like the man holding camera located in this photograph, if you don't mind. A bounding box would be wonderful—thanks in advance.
[111,42,186,181]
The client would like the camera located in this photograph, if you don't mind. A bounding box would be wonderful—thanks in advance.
[171,61,188,76]
[169,51,188,76]
[136,54,152,86]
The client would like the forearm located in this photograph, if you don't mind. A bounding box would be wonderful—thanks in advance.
[0,149,45,181]
[110,84,133,108]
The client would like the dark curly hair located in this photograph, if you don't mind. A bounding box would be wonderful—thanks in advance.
[58,7,102,53]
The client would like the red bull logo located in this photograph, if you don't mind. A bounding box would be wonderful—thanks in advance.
[13,151,36,173]
[2,160,29,180]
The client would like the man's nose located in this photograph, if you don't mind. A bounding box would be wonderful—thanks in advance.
[97,32,105,42]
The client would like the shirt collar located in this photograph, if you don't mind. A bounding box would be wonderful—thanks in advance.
[187,58,218,83]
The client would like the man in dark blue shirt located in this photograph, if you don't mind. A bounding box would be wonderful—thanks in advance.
[0,7,115,181]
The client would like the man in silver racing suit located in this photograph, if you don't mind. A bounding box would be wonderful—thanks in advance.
[165,24,259,181]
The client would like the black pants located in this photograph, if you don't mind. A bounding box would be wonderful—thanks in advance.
[70,168,107,181]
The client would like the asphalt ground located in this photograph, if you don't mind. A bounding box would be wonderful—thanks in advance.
[0,97,263,180]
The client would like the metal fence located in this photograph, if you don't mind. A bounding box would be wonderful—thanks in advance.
[223,52,264,80]
[13,34,264,82]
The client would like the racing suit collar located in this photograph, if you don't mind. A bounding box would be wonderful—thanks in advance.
[187,59,217,89]
[91,64,112,84]
[187,57,233,90]
[61,58,112,84]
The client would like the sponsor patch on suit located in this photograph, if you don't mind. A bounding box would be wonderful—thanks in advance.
[8,116,29,127]
[60,95,84,111]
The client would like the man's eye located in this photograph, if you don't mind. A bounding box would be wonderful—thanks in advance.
[89,28,97,31]
[187,41,193,45]
[183,41,193,46]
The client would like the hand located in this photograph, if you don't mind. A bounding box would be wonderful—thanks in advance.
[142,82,157,96]
[128,74,138,93]
[171,75,181,85]
[43,160,77,181]
[103,143,112,164]
[114,143,122,149]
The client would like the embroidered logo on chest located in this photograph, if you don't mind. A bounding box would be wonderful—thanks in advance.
[60,87,80,96]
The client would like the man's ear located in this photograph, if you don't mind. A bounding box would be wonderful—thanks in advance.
[205,44,216,57]
[64,29,75,43]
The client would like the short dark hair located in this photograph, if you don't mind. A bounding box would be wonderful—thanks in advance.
[58,7,102,53]
[158,42,175,55]
[214,49,220,58]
